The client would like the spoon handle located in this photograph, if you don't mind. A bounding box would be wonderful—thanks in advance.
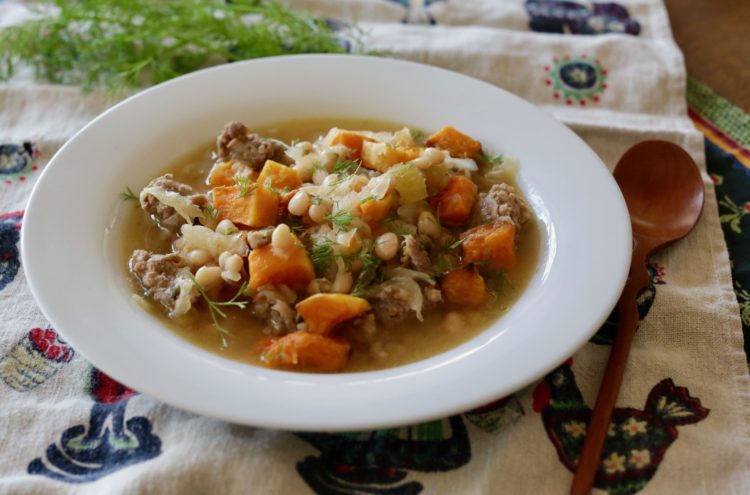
[570,250,649,495]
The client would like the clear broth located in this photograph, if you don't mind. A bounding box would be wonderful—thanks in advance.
[120,117,540,372]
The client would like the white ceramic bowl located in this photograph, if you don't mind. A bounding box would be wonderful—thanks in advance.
[22,55,630,431]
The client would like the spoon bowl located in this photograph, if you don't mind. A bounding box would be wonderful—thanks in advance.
[614,141,705,250]
[571,140,705,495]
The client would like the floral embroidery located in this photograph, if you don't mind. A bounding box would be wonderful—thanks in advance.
[628,449,651,469]
[563,421,587,438]
[608,422,617,437]
[0,142,40,184]
[602,452,627,474]
[525,0,641,36]
[621,417,647,437]
[546,55,607,106]
[718,195,750,234]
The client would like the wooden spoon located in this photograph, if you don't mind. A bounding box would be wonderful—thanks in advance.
[570,141,704,495]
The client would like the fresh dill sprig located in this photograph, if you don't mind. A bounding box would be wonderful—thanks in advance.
[202,204,220,222]
[310,239,335,274]
[189,276,248,341]
[433,254,457,276]
[410,128,425,141]
[333,158,361,175]
[120,186,138,203]
[0,0,352,92]
[359,194,377,204]
[290,138,300,147]
[351,245,381,297]
[480,152,504,166]
[326,209,354,230]
[221,227,239,235]
[235,176,254,197]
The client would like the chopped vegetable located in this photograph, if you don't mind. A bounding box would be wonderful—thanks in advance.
[261,331,350,372]
[425,126,482,159]
[212,184,279,228]
[359,192,393,225]
[248,235,315,290]
[207,161,256,188]
[423,161,450,195]
[361,142,421,173]
[296,293,371,334]
[257,160,302,191]
[391,164,428,203]
[431,175,478,226]
[460,221,517,270]
[330,131,374,160]
[440,267,489,306]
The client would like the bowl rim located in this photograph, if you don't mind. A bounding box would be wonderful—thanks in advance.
[21,54,631,431]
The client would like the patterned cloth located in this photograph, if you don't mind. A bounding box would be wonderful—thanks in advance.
[1,1,749,494]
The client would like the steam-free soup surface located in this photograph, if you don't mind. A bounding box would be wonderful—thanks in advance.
[121,117,539,372]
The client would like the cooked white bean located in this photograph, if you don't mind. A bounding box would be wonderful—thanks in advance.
[225,253,244,273]
[308,202,331,224]
[216,219,237,234]
[397,203,420,224]
[374,232,399,260]
[194,266,222,288]
[332,270,353,294]
[218,251,232,267]
[418,211,441,239]
[312,167,328,185]
[288,191,311,216]
[410,147,445,170]
[322,173,340,188]
[272,223,294,251]
[184,249,210,267]
[321,149,338,171]
[221,270,241,283]
[444,311,464,334]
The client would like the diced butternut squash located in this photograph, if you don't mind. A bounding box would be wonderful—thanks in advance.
[213,184,279,228]
[441,267,489,306]
[460,221,516,270]
[257,160,302,191]
[359,192,393,225]
[261,331,351,372]
[296,293,372,335]
[361,141,422,173]
[207,161,257,187]
[248,236,315,290]
[432,175,477,226]
[426,126,482,159]
[330,131,375,160]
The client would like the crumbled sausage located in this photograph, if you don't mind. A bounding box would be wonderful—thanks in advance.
[401,235,432,273]
[216,122,285,171]
[251,285,298,335]
[140,174,207,230]
[129,250,197,317]
[367,282,413,324]
[477,183,530,230]
[245,227,274,249]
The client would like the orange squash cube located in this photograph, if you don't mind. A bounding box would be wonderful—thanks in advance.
[432,175,477,226]
[257,160,302,191]
[441,267,489,306]
[261,331,351,372]
[296,294,372,335]
[361,142,422,173]
[207,161,257,187]
[359,192,393,225]
[330,131,375,160]
[460,221,516,270]
[425,126,482,159]
[212,184,279,228]
[248,237,315,290]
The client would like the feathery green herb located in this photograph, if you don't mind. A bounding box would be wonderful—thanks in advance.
[333,158,361,175]
[310,239,335,273]
[0,0,352,92]
[326,209,354,230]
[120,186,138,202]
[235,176,254,197]
[480,152,504,166]
[189,276,248,344]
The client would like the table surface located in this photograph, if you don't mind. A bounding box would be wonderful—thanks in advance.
[665,0,750,112]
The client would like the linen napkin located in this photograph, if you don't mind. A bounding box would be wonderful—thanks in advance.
[1,1,749,494]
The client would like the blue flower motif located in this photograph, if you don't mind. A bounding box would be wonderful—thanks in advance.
[526,0,641,36]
